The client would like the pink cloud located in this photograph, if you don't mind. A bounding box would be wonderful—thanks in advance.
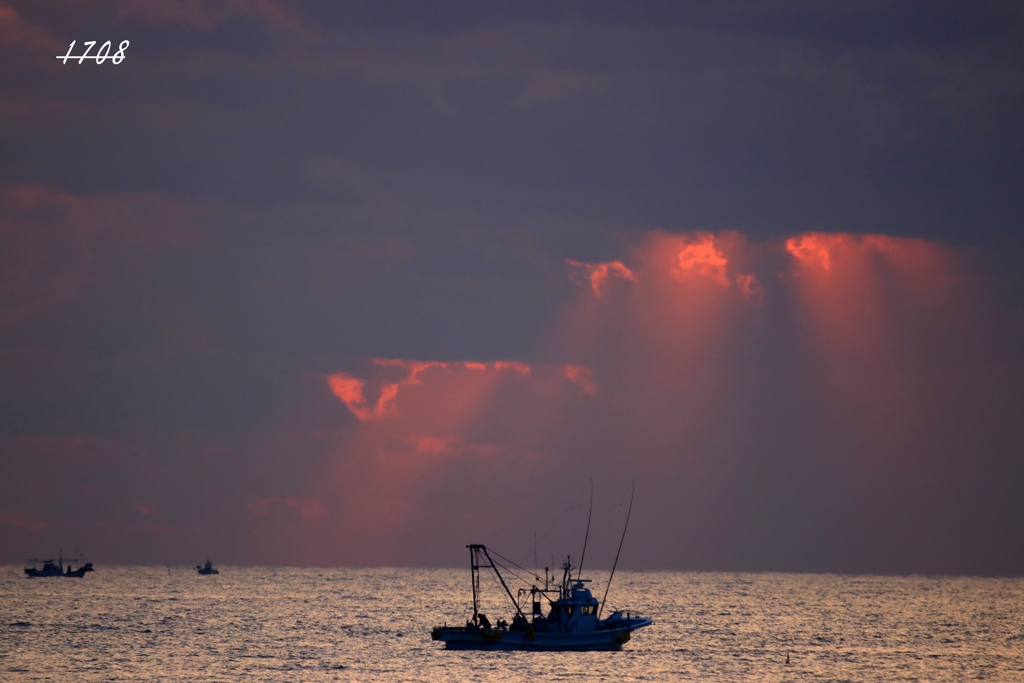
[733,273,764,303]
[412,435,451,454]
[0,6,61,51]
[563,364,598,395]
[407,435,501,457]
[566,259,637,296]
[306,360,602,563]
[326,373,399,421]
[0,510,50,533]
[675,233,731,284]
[327,359,535,422]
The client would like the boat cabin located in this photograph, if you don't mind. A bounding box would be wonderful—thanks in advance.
[527,578,598,633]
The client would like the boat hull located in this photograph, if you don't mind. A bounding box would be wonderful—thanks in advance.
[24,562,92,578]
[432,621,651,651]
[24,568,63,578]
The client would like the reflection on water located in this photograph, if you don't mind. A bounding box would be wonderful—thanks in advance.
[2,566,1022,681]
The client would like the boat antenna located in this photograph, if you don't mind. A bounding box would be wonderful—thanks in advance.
[577,479,593,580]
[598,480,634,620]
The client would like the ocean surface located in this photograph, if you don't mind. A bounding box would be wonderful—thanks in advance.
[1,565,1022,682]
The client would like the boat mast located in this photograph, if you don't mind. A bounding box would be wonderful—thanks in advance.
[467,545,526,621]
[468,545,480,624]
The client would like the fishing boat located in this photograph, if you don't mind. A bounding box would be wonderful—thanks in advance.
[432,483,651,651]
[196,559,219,575]
[24,551,93,578]
[432,545,652,650]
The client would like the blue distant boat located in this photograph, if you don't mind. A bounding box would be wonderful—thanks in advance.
[24,551,93,578]
[431,544,652,651]
[196,559,219,575]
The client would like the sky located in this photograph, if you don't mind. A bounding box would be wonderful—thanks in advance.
[1,0,1023,575]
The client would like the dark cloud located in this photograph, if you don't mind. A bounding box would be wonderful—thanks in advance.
[1,1,1022,574]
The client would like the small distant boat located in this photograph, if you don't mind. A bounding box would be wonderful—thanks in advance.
[24,551,93,578]
[196,560,219,575]
[431,545,652,651]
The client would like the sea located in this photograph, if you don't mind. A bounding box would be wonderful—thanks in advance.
[2,566,1022,682]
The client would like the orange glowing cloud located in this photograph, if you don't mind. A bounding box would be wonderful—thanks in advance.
[785,232,957,296]
[372,358,450,383]
[326,373,399,421]
[555,230,766,406]
[563,364,598,394]
[328,359,535,422]
[786,233,837,270]
[285,229,996,569]
[566,259,636,296]
[675,233,730,284]
[667,232,763,300]
[411,435,452,454]
[785,232,952,277]
[0,510,50,533]
[784,230,963,452]
[494,361,531,374]
[309,359,603,563]
[408,435,501,457]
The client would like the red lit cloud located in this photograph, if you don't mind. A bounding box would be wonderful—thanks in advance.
[675,232,730,283]
[781,231,967,479]
[1,0,1020,576]
[670,231,763,301]
[326,372,399,421]
[5,218,1015,573]
[0,510,50,533]
[286,229,1023,571]
[311,360,602,563]
[0,6,61,51]
[327,358,535,422]
[787,233,838,270]
[566,259,636,296]
[563,364,598,395]
[565,233,765,327]
[307,233,781,565]
[784,232,958,358]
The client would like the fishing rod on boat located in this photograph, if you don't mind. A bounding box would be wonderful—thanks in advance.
[598,480,634,620]
[577,479,593,581]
